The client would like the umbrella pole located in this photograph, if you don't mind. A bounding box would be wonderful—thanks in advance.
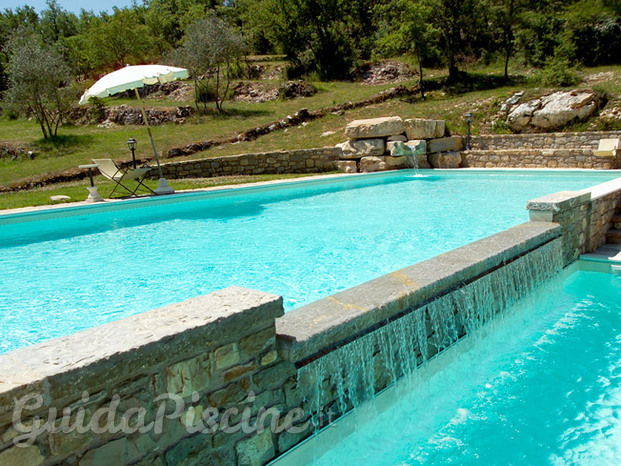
[134,88,174,195]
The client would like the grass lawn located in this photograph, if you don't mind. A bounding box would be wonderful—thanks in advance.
[0,79,406,187]
[1,63,620,210]
[0,173,336,211]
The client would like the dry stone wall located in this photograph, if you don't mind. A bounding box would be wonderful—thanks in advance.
[145,147,341,180]
[471,131,621,150]
[461,148,619,169]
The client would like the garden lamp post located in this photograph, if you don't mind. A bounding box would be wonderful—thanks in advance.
[465,111,472,150]
[127,137,137,169]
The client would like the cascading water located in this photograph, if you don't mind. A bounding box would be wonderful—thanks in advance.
[298,238,563,440]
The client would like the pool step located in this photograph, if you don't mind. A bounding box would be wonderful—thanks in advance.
[581,243,621,263]
[606,229,621,244]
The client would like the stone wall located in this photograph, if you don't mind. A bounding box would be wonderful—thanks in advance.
[460,148,619,169]
[527,177,621,265]
[274,222,563,449]
[0,287,292,465]
[0,221,564,465]
[146,147,341,180]
[471,131,621,150]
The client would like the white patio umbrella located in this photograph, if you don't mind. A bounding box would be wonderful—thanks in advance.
[79,65,189,195]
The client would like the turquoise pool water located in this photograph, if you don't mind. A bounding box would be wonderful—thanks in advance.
[307,269,621,464]
[0,170,618,353]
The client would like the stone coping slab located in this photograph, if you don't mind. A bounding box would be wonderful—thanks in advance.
[527,176,621,213]
[0,286,282,420]
[526,191,591,212]
[275,222,561,364]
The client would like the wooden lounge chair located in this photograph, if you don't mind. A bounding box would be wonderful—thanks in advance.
[92,158,155,198]
[593,139,620,157]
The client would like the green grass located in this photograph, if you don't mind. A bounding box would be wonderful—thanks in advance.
[0,173,334,211]
[0,79,409,187]
[2,63,621,210]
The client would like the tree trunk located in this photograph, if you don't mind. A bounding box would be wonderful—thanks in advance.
[417,52,425,99]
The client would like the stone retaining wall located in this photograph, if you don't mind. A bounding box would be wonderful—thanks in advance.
[528,177,621,265]
[146,148,340,179]
[461,148,619,169]
[471,131,621,150]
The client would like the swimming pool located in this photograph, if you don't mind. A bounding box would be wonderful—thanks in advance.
[282,266,621,464]
[0,170,618,354]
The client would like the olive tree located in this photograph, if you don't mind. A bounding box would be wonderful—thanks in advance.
[4,29,73,139]
[169,15,245,112]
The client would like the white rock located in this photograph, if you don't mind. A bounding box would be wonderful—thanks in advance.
[507,90,601,131]
[50,195,71,203]
[345,117,404,139]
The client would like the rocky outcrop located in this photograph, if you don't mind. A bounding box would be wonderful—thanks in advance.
[71,105,192,126]
[506,90,603,132]
[354,60,417,85]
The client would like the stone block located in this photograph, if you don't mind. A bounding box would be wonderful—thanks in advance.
[428,152,462,168]
[428,136,464,153]
[235,429,275,466]
[215,343,241,370]
[338,139,385,158]
[404,119,445,139]
[359,156,387,172]
[344,117,404,139]
[166,354,211,397]
[405,140,427,156]
[387,134,407,142]
[335,160,357,173]
[0,445,44,466]
[385,156,410,169]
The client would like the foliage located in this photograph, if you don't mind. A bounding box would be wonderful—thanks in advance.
[535,55,580,87]
[374,0,439,96]
[167,15,246,112]
[3,28,75,139]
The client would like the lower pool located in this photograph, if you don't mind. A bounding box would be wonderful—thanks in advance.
[292,267,621,464]
[0,170,618,354]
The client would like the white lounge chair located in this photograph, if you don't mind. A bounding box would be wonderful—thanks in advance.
[593,139,620,157]
[92,158,155,198]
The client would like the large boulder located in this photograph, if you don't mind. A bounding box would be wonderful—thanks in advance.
[360,156,388,172]
[429,152,462,168]
[404,119,445,139]
[385,156,410,169]
[337,139,385,158]
[506,90,602,132]
[335,160,357,173]
[345,117,404,139]
[428,136,464,153]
